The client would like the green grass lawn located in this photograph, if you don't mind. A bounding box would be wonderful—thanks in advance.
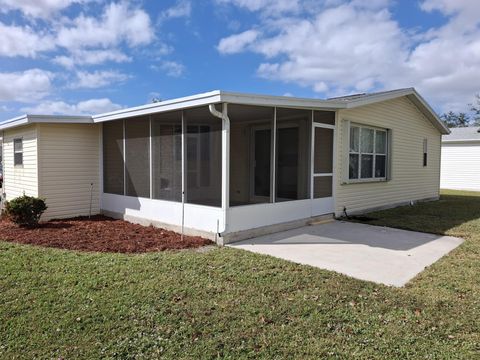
[1,190,479,359]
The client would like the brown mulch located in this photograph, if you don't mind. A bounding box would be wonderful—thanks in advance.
[0,215,212,253]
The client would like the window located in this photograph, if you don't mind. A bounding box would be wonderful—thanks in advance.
[13,138,23,166]
[349,125,387,181]
[423,138,428,167]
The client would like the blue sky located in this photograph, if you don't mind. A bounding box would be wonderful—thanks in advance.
[0,0,479,120]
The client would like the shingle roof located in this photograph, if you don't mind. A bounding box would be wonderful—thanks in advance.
[442,126,480,142]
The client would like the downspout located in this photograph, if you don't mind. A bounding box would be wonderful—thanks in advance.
[209,103,230,243]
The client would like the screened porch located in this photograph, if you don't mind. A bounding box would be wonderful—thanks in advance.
[101,103,336,237]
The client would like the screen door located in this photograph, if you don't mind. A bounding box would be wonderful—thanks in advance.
[311,123,335,215]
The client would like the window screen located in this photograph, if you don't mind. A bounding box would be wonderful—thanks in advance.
[125,116,150,198]
[152,111,182,202]
[184,106,222,207]
[13,138,23,166]
[103,120,124,194]
[228,104,274,207]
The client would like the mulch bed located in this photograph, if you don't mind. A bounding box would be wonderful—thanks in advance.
[0,215,212,253]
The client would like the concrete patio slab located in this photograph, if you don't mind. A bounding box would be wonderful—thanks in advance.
[228,221,463,287]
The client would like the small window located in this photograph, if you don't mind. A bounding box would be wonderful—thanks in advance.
[13,138,23,166]
[349,125,387,181]
[423,139,428,167]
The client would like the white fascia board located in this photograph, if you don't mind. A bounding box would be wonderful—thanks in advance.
[93,90,222,122]
[407,90,450,135]
[0,114,92,131]
[0,115,29,130]
[219,91,346,110]
[27,115,93,123]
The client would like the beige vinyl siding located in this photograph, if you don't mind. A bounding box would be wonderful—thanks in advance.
[441,142,480,191]
[335,97,441,216]
[3,125,39,199]
[38,123,100,220]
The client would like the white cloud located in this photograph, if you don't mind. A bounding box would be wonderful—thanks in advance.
[21,98,123,115]
[216,0,301,15]
[53,49,131,68]
[0,0,88,18]
[0,22,55,57]
[0,69,53,102]
[217,0,480,112]
[217,29,260,54]
[252,4,407,93]
[70,70,130,89]
[161,0,192,20]
[151,61,186,77]
[57,2,155,50]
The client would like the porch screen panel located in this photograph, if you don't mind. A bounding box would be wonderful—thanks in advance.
[314,110,335,125]
[228,104,274,206]
[103,120,124,195]
[313,126,334,199]
[184,106,222,207]
[313,176,332,198]
[125,116,150,198]
[314,127,334,174]
[152,111,182,202]
[275,108,311,201]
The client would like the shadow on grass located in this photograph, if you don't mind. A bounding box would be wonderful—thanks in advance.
[351,193,480,236]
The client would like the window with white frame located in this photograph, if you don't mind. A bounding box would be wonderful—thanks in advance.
[13,138,23,166]
[349,125,387,181]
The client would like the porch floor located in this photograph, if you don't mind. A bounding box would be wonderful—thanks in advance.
[228,220,463,287]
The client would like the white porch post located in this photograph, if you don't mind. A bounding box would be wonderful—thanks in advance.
[221,103,230,233]
[181,110,185,241]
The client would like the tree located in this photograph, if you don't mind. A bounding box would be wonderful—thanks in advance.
[469,94,480,126]
[440,111,471,128]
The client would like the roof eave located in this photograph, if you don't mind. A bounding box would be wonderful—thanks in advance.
[219,91,346,109]
[0,114,93,131]
[442,139,480,144]
[92,90,223,122]
[343,88,450,135]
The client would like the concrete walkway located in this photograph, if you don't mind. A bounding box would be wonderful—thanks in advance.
[228,221,463,287]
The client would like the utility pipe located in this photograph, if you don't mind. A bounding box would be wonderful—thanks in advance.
[208,103,230,243]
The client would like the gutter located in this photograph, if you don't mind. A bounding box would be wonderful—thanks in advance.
[208,103,230,241]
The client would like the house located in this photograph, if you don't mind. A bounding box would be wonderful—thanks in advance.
[0,88,449,244]
[441,126,480,192]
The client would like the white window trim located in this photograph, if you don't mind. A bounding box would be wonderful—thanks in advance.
[347,123,388,183]
[13,138,23,166]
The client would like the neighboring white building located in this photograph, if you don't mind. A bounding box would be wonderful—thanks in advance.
[0,88,449,243]
[441,126,480,192]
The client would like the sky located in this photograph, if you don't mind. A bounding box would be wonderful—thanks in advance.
[0,0,479,120]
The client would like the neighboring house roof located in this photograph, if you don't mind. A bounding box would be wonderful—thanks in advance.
[0,88,450,134]
[442,126,480,143]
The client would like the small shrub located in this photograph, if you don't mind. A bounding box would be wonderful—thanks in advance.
[4,195,47,227]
